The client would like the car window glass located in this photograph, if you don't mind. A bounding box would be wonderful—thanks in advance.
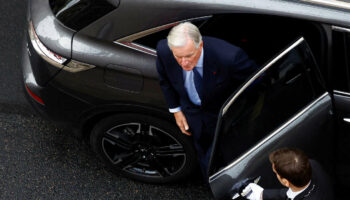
[210,38,326,174]
[49,0,117,31]
[332,29,350,92]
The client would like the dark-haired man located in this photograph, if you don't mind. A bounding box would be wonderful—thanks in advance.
[242,148,334,200]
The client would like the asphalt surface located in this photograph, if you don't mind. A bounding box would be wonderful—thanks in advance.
[0,1,212,199]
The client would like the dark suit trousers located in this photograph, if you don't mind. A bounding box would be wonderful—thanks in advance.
[185,109,217,181]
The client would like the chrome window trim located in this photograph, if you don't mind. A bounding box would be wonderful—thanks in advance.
[301,0,350,10]
[114,41,157,56]
[114,16,212,56]
[334,90,350,96]
[115,16,212,43]
[116,22,178,43]
[332,26,350,33]
[209,92,329,181]
[222,37,305,116]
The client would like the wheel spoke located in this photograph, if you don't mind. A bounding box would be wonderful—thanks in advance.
[104,131,133,150]
[149,158,172,177]
[149,125,164,138]
[112,152,134,163]
[154,144,185,157]
[117,154,142,169]
[122,127,137,136]
[139,123,150,135]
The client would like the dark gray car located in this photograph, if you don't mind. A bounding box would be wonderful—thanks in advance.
[22,0,350,198]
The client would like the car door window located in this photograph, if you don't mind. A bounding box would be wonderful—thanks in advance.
[209,37,326,175]
[332,26,350,92]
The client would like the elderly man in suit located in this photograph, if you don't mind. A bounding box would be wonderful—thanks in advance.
[156,22,257,179]
[242,148,334,200]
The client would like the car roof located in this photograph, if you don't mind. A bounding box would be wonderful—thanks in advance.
[31,0,350,57]
[78,0,350,40]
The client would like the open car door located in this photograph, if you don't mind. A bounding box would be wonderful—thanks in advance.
[208,37,336,199]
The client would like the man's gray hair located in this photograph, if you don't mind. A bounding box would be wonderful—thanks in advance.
[167,22,202,49]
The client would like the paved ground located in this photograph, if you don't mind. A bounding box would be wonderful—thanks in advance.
[0,1,212,199]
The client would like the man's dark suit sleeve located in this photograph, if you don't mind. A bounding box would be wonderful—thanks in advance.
[263,188,288,200]
[156,41,180,109]
[230,47,258,82]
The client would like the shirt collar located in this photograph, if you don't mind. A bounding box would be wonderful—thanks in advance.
[286,181,311,199]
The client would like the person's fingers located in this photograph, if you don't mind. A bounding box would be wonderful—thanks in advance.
[182,130,191,136]
[241,184,252,197]
[183,117,189,131]
[180,114,191,135]
[174,111,191,136]
[179,121,191,135]
[179,123,186,132]
[182,118,189,132]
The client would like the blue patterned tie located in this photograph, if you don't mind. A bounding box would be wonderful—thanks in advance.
[193,67,203,100]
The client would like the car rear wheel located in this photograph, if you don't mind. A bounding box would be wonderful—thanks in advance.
[90,113,197,183]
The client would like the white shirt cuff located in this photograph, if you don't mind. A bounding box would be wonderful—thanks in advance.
[169,107,181,113]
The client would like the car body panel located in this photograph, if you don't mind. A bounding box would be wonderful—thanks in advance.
[61,32,166,107]
[71,33,156,73]
[78,0,350,41]
[30,0,74,59]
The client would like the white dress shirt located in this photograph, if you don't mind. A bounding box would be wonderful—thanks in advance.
[286,181,311,200]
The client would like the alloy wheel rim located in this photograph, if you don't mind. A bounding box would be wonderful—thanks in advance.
[101,122,187,178]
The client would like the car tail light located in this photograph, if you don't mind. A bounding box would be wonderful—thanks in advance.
[28,20,95,73]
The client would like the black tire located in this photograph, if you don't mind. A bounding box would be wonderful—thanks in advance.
[90,113,197,183]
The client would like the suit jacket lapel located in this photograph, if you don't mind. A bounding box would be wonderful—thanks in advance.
[168,57,187,97]
[202,42,219,106]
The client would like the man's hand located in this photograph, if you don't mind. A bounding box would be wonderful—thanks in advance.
[241,183,263,200]
[174,111,191,136]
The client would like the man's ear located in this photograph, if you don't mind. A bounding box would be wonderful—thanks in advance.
[280,178,290,187]
[199,40,203,49]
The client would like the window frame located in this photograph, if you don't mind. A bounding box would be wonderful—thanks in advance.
[113,16,212,56]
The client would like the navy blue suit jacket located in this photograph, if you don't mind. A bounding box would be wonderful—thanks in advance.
[156,36,258,116]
